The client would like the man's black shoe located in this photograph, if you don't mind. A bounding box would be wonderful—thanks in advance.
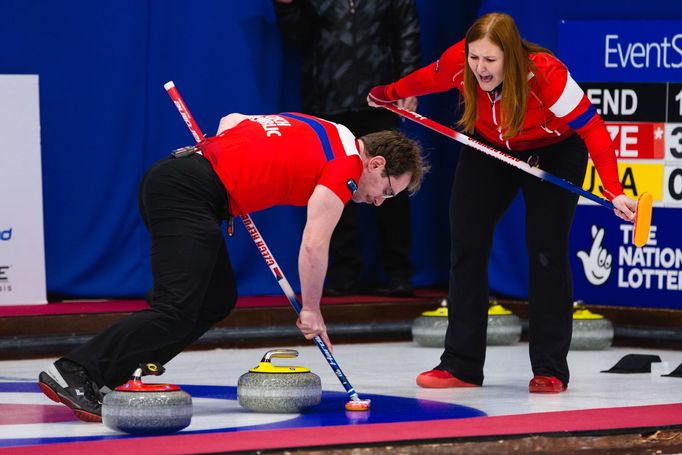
[373,281,414,297]
[38,359,103,422]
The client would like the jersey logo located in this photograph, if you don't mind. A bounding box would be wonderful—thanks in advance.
[346,179,358,195]
[435,59,440,73]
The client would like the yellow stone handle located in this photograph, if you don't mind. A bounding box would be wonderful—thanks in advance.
[261,349,299,362]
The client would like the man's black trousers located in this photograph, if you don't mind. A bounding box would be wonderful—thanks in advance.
[66,154,236,388]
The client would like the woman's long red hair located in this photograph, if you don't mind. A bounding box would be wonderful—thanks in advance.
[457,13,552,139]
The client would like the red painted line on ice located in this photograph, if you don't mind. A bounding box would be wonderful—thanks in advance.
[0,404,77,425]
[4,403,681,454]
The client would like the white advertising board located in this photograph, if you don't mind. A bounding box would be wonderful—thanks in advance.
[0,75,47,305]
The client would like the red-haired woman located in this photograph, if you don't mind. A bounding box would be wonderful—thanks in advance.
[369,12,637,393]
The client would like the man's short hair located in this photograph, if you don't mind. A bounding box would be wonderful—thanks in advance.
[360,130,429,194]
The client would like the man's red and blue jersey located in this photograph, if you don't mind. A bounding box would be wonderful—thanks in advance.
[201,113,362,215]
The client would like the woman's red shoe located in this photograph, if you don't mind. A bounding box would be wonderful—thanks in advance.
[416,369,479,388]
[528,375,567,393]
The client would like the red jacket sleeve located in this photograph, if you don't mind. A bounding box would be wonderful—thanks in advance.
[385,39,467,100]
[535,54,624,199]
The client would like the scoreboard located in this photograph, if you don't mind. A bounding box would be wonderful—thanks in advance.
[580,82,682,206]
[559,21,682,309]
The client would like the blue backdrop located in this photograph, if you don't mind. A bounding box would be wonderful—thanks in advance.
[1,0,680,303]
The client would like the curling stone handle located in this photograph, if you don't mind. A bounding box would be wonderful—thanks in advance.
[129,362,166,380]
[130,367,143,381]
[262,349,299,362]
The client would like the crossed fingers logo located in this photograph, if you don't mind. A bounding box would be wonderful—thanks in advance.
[576,225,612,286]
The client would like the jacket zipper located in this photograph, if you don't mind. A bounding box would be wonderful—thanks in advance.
[488,91,511,149]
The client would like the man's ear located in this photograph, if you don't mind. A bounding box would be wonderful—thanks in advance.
[369,155,386,170]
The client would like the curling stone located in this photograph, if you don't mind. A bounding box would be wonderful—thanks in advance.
[412,298,522,347]
[570,301,614,350]
[238,349,321,413]
[411,299,448,347]
[486,298,522,346]
[102,362,192,434]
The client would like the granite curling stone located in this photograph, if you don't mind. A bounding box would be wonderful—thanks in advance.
[412,298,522,347]
[238,349,321,413]
[570,301,614,350]
[486,298,522,346]
[102,362,192,434]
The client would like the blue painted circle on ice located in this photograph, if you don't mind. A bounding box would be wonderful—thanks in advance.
[0,382,485,447]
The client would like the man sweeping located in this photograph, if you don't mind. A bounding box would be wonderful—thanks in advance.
[38,111,428,422]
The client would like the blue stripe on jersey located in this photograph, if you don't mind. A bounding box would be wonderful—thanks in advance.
[568,105,596,131]
[280,113,335,161]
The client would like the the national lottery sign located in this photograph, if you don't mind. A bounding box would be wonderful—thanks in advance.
[571,206,682,309]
